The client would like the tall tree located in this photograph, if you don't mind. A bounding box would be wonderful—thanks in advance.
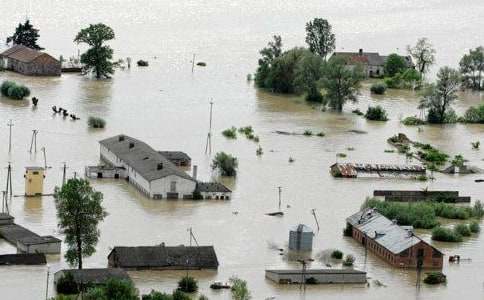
[6,20,43,50]
[293,51,324,102]
[305,18,335,60]
[384,53,407,77]
[320,57,364,111]
[419,67,460,123]
[459,46,484,90]
[255,35,283,88]
[407,38,436,75]
[54,178,107,269]
[74,23,115,79]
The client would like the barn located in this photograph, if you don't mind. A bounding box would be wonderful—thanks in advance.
[346,208,443,269]
[0,45,61,76]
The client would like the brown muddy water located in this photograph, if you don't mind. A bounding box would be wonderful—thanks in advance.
[0,1,483,299]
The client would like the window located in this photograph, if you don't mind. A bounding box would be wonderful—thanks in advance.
[33,171,39,175]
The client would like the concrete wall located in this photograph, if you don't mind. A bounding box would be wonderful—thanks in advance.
[150,175,196,199]
[200,191,231,200]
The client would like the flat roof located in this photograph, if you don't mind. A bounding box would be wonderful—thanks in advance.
[266,269,366,275]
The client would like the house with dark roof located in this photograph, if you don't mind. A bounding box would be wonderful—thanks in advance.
[195,182,231,200]
[331,49,414,78]
[108,244,219,270]
[0,45,61,76]
[99,135,197,199]
[346,208,443,269]
[54,268,130,288]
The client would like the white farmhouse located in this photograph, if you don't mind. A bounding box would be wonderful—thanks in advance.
[99,135,197,199]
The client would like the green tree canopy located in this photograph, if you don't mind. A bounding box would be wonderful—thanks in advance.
[459,46,484,90]
[6,20,43,50]
[74,23,115,79]
[384,54,407,77]
[320,57,364,111]
[407,38,436,75]
[54,178,107,269]
[255,35,283,88]
[212,152,238,176]
[230,277,251,300]
[419,67,460,124]
[84,279,138,300]
[305,18,335,60]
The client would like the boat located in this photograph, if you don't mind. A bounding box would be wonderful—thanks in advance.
[210,281,231,289]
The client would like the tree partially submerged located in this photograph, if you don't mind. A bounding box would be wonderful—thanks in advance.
[305,18,335,60]
[6,20,43,50]
[54,178,107,269]
[384,54,407,77]
[230,277,251,300]
[407,38,436,75]
[74,23,115,79]
[212,152,238,176]
[459,46,484,90]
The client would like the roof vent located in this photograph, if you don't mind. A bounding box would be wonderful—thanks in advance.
[119,135,125,142]
[129,142,135,149]
[157,163,163,170]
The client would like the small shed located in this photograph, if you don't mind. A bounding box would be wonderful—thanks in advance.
[0,45,61,76]
[54,268,130,287]
[24,166,45,196]
[265,269,367,284]
[195,182,232,200]
[289,224,313,251]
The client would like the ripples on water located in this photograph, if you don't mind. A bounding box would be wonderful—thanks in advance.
[0,1,483,299]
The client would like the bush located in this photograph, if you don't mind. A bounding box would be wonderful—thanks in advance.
[463,104,484,123]
[423,272,446,285]
[172,290,191,300]
[88,116,106,128]
[365,105,388,121]
[342,254,355,266]
[137,60,149,66]
[222,127,237,139]
[316,132,325,137]
[212,152,238,176]
[1,80,30,100]
[142,290,173,300]
[473,200,484,218]
[469,221,480,233]
[238,126,254,136]
[454,224,471,237]
[56,272,79,295]
[305,277,318,284]
[370,83,387,94]
[402,116,426,126]
[177,276,198,293]
[431,227,462,242]
[331,250,343,259]
[303,130,313,136]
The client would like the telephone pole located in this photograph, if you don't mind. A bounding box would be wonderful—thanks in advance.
[277,186,282,211]
[191,54,196,73]
[41,147,48,169]
[61,162,67,186]
[204,100,214,155]
[29,129,38,153]
[7,119,14,153]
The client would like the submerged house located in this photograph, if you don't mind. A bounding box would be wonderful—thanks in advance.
[346,208,443,269]
[195,182,232,200]
[265,269,367,284]
[0,45,61,76]
[331,49,414,78]
[99,135,197,199]
[108,245,219,270]
[54,268,130,288]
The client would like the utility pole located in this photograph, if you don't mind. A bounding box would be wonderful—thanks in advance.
[29,129,38,153]
[191,54,196,73]
[277,186,282,211]
[297,259,312,291]
[311,209,320,232]
[45,266,50,300]
[204,100,214,155]
[5,162,12,197]
[62,162,67,186]
[7,119,14,153]
[41,147,48,169]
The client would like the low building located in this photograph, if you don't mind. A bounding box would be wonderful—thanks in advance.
[346,208,443,269]
[0,45,61,76]
[265,269,367,284]
[195,182,231,200]
[108,244,219,270]
[289,224,313,251]
[158,151,191,167]
[100,135,197,199]
[54,268,130,287]
[331,49,414,78]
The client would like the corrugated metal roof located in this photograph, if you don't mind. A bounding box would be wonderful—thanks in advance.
[347,208,432,254]
[99,135,195,182]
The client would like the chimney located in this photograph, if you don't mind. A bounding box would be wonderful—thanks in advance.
[129,142,134,149]
[118,135,125,142]
[157,163,163,170]
[359,49,363,56]
[192,165,198,180]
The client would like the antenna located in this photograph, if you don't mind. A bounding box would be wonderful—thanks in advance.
[29,129,38,153]
[204,100,214,155]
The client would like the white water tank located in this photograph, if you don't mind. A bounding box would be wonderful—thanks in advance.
[289,224,313,251]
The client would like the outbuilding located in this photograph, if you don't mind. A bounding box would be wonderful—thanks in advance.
[195,182,231,200]
[265,269,367,284]
[0,45,61,76]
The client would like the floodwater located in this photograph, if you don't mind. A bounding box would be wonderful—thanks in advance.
[0,1,483,299]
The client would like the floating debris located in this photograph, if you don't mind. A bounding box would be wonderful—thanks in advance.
[137,60,149,67]
[347,129,367,134]
[196,62,207,66]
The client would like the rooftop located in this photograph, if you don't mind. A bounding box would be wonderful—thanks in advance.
[0,45,57,63]
[100,135,195,182]
[158,151,191,162]
[54,268,130,285]
[196,182,231,193]
[266,269,366,275]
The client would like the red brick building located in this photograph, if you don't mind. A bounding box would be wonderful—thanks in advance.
[0,45,61,76]
[346,208,443,269]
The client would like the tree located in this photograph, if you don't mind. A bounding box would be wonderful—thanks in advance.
[293,51,324,102]
[320,57,364,111]
[419,67,460,124]
[6,20,43,50]
[229,277,251,300]
[255,35,283,88]
[305,18,335,60]
[177,276,198,293]
[384,54,407,77]
[84,279,138,300]
[54,178,107,269]
[212,152,238,176]
[459,46,484,90]
[74,23,115,79]
[407,38,436,75]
